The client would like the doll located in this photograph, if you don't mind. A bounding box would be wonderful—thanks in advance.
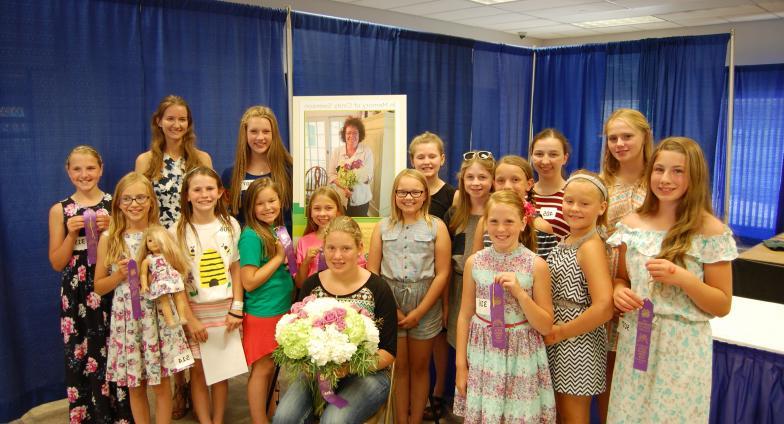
[139,224,190,327]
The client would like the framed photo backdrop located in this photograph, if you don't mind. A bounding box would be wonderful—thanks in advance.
[291,95,407,250]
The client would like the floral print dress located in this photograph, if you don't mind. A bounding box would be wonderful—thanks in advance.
[453,245,556,423]
[58,194,132,423]
[105,232,193,387]
[606,223,737,423]
[153,154,185,229]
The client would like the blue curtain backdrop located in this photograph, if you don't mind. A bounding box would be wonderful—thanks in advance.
[0,0,286,420]
[472,42,534,158]
[533,44,608,173]
[712,64,784,241]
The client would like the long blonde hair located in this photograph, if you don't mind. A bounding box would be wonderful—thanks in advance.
[229,106,293,214]
[601,108,653,186]
[303,186,345,236]
[565,169,609,229]
[387,169,432,228]
[449,153,495,234]
[176,167,235,247]
[138,224,190,275]
[105,173,160,267]
[243,177,284,259]
[638,137,713,266]
[484,190,537,252]
[145,95,206,181]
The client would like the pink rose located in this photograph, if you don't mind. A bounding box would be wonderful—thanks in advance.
[86,292,101,310]
[69,405,87,423]
[322,310,339,324]
[61,295,70,311]
[302,294,317,304]
[67,387,79,403]
[85,357,98,374]
[290,301,304,315]
[333,308,347,319]
[61,317,75,342]
[69,256,77,268]
[77,265,86,282]
[74,341,86,360]
[64,203,77,216]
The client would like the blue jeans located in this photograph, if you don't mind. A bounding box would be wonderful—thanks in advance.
[273,371,391,424]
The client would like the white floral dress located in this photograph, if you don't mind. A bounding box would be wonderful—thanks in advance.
[105,232,193,387]
[153,154,185,229]
[606,223,737,423]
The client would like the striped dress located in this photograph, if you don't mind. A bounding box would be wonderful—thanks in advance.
[533,190,570,240]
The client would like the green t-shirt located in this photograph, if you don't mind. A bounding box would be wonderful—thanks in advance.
[238,227,293,317]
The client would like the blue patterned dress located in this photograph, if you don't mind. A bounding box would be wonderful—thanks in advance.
[453,245,556,423]
[606,223,737,423]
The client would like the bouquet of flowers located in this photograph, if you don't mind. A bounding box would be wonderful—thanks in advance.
[273,295,380,412]
[336,159,363,189]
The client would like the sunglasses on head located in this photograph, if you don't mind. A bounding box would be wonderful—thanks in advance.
[463,151,494,161]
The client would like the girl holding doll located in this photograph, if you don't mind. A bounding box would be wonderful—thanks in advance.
[295,186,366,288]
[95,172,193,424]
[174,166,243,424]
[274,217,398,424]
[239,177,295,424]
[543,170,614,423]
[530,129,572,239]
[454,190,556,423]
[368,169,451,424]
[607,137,736,422]
[48,145,132,423]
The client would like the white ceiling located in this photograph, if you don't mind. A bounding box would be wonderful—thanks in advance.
[326,0,784,39]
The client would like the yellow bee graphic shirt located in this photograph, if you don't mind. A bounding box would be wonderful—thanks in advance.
[181,218,241,304]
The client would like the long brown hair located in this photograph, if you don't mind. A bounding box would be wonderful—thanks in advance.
[529,128,571,178]
[303,186,345,236]
[449,152,495,234]
[388,169,432,228]
[145,95,205,181]
[176,167,235,247]
[601,108,653,186]
[484,190,537,252]
[243,177,284,259]
[638,137,713,266]
[497,155,535,204]
[229,106,292,214]
[138,224,190,275]
[105,173,160,266]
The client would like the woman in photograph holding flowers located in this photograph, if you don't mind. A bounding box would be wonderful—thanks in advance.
[273,216,396,424]
[328,117,375,217]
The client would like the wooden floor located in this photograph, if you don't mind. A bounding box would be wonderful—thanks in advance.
[13,374,461,423]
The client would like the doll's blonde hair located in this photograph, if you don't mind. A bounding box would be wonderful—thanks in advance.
[138,224,190,275]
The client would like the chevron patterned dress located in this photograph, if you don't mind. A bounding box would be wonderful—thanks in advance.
[605,223,738,423]
[453,245,556,423]
[545,232,608,396]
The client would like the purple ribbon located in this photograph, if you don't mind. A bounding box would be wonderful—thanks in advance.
[317,374,347,408]
[633,298,654,372]
[490,282,506,349]
[317,250,328,272]
[127,259,143,320]
[275,226,298,277]
[83,209,98,265]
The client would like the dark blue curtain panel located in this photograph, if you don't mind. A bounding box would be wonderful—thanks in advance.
[0,0,287,420]
[472,42,534,158]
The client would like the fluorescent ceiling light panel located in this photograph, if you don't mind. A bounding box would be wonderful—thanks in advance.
[469,0,517,5]
[574,15,664,28]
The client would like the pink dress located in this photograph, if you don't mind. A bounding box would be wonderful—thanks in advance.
[147,254,184,299]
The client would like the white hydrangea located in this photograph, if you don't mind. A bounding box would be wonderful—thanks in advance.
[302,297,343,317]
[361,316,380,354]
[307,326,357,366]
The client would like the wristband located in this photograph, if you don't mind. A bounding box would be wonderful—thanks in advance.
[228,311,243,319]
[231,300,244,311]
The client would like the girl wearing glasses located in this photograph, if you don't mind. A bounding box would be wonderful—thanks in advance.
[95,172,193,423]
[48,146,132,423]
[530,129,571,240]
[368,169,451,424]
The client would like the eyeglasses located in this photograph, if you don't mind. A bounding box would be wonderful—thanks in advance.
[395,190,425,199]
[463,151,494,161]
[120,194,150,206]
